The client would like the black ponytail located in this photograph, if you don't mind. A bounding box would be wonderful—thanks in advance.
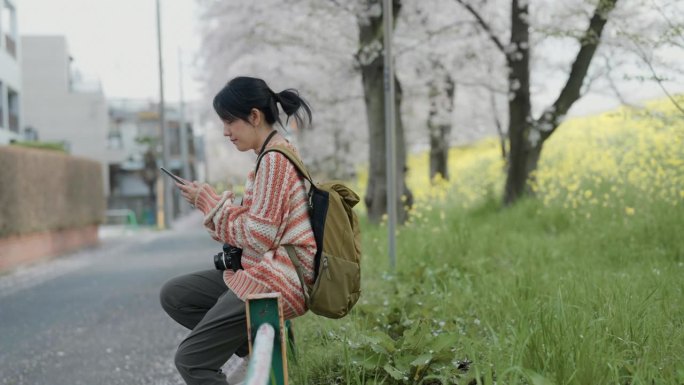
[275,89,312,130]
[213,77,312,129]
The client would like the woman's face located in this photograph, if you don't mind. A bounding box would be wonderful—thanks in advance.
[222,117,257,152]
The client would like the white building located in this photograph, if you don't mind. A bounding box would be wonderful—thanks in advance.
[0,0,21,144]
[107,99,202,225]
[21,35,109,194]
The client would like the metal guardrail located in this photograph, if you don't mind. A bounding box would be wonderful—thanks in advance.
[105,209,139,228]
[244,293,289,385]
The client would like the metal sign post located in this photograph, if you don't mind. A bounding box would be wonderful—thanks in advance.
[178,47,191,215]
[156,0,171,229]
[383,0,397,270]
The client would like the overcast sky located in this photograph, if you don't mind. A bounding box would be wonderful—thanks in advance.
[18,0,203,103]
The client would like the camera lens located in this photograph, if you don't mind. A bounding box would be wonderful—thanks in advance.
[213,244,243,271]
[213,252,228,271]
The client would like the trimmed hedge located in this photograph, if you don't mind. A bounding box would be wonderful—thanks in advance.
[0,146,105,237]
[11,141,68,153]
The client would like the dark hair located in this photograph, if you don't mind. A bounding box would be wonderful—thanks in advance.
[213,76,312,129]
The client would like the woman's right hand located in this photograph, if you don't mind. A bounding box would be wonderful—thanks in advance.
[177,180,202,207]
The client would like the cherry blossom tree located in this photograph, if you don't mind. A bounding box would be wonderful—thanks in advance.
[197,0,414,223]
[450,0,684,205]
[453,0,621,205]
[351,0,412,223]
[195,0,366,184]
[601,0,684,115]
[397,0,458,181]
[397,0,510,180]
[195,0,683,213]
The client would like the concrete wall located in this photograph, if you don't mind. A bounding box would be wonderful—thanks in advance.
[0,225,99,272]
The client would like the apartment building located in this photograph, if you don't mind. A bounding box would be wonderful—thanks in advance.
[107,99,201,224]
[0,0,21,144]
[21,35,109,193]
[20,34,202,225]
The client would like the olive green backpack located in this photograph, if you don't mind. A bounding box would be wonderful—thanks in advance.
[256,145,362,319]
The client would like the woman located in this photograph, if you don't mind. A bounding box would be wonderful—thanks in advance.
[159,76,316,385]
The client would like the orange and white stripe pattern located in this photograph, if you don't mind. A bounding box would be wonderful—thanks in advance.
[195,143,316,319]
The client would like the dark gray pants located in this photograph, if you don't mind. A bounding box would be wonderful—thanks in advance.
[160,270,249,385]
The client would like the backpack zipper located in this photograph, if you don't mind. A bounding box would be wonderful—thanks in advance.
[322,256,331,280]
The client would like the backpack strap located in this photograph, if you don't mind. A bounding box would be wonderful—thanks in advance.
[284,244,311,299]
[256,146,315,300]
[256,145,314,185]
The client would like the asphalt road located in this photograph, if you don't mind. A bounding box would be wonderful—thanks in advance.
[0,213,221,385]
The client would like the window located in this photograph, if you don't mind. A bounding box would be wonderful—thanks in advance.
[2,2,16,58]
[0,81,4,128]
[8,88,19,132]
[108,120,124,150]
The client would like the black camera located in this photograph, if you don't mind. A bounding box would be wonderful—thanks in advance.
[213,243,243,271]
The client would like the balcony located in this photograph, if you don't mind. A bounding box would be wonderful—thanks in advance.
[5,35,15,58]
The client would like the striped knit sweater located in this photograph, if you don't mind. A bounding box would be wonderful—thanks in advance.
[194,141,316,319]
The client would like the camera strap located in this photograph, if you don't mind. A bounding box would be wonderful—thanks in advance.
[258,130,279,155]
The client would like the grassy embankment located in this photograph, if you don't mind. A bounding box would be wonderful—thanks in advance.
[290,98,684,385]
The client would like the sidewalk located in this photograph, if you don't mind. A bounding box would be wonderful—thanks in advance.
[98,210,204,240]
[170,209,205,231]
[0,211,206,298]
[0,210,214,385]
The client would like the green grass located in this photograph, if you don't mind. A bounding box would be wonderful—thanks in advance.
[288,193,684,384]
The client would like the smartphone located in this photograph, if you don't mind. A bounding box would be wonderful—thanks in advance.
[160,167,186,185]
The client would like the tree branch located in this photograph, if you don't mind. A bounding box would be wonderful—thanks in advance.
[395,21,476,57]
[650,0,684,48]
[489,88,508,161]
[631,38,684,115]
[603,55,639,108]
[326,0,356,16]
[539,0,619,140]
[454,0,506,54]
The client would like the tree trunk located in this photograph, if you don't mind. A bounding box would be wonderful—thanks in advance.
[503,0,532,205]
[427,64,455,181]
[142,148,158,202]
[504,0,619,205]
[359,0,410,224]
[429,126,449,181]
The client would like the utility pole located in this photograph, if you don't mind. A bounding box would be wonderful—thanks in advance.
[156,0,172,229]
[178,47,191,215]
[383,0,397,270]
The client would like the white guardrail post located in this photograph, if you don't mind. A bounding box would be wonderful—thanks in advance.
[245,323,275,385]
[245,293,289,385]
